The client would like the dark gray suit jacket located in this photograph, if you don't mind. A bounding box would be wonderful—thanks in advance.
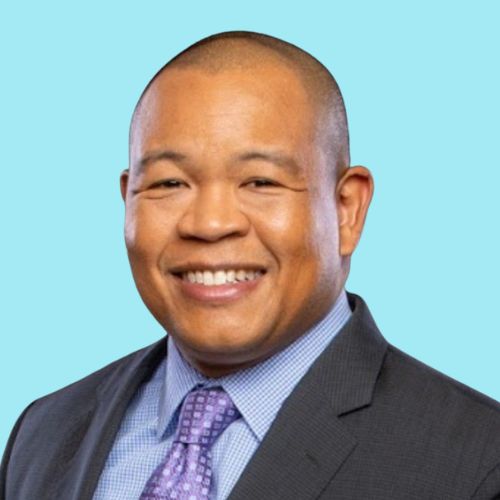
[2,293,500,499]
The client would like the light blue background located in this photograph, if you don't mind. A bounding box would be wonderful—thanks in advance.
[1,1,499,451]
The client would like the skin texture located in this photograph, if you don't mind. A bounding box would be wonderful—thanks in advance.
[121,60,374,377]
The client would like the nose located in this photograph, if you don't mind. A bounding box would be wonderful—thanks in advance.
[177,184,250,242]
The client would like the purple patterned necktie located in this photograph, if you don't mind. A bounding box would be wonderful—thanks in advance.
[140,386,241,500]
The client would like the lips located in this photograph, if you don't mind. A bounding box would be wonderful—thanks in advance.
[170,263,268,303]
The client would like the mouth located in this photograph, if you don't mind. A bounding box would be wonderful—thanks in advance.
[170,265,268,303]
[172,268,266,286]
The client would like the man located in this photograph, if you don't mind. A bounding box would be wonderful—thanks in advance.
[1,31,500,500]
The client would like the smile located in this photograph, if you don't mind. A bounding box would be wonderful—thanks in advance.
[171,267,267,303]
[181,269,264,286]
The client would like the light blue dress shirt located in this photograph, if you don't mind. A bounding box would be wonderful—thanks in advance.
[93,289,352,500]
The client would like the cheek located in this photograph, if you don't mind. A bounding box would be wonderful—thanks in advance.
[256,194,339,291]
[124,201,176,261]
[312,197,340,261]
[249,195,319,273]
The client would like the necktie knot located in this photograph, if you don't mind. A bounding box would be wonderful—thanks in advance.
[174,387,240,447]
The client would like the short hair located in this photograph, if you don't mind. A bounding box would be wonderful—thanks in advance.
[130,31,350,177]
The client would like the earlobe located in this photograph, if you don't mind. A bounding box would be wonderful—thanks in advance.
[120,169,129,202]
[336,166,374,256]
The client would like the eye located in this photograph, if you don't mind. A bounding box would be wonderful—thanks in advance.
[245,178,279,188]
[149,179,187,189]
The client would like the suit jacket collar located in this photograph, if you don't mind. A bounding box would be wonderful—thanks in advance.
[55,292,387,500]
[314,291,388,416]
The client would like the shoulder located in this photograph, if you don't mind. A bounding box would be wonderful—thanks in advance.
[383,343,500,419]
[380,344,500,481]
[1,339,166,496]
[9,338,165,440]
[30,343,154,411]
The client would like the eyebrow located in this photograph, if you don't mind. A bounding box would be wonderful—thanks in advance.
[135,150,187,173]
[235,151,302,175]
[134,148,302,175]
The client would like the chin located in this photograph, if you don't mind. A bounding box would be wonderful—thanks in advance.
[174,328,271,365]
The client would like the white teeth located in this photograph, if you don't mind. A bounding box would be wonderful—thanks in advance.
[203,270,214,286]
[180,269,264,286]
[214,270,226,285]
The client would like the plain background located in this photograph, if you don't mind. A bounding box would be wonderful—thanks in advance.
[1,1,499,451]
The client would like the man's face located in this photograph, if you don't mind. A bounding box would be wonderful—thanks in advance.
[122,62,346,375]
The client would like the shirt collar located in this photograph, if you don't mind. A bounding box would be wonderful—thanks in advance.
[157,289,352,442]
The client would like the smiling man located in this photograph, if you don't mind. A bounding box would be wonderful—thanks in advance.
[2,32,500,500]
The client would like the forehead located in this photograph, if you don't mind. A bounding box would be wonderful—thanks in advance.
[130,64,321,161]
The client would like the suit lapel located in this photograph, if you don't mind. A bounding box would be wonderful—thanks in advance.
[228,292,388,500]
[226,372,358,500]
[53,337,167,500]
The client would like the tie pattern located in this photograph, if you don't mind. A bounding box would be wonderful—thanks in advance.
[140,387,240,500]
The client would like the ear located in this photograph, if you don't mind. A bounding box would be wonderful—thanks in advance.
[120,169,129,202]
[336,166,374,256]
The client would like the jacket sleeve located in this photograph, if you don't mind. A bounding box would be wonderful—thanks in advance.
[472,463,500,500]
[0,401,37,500]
